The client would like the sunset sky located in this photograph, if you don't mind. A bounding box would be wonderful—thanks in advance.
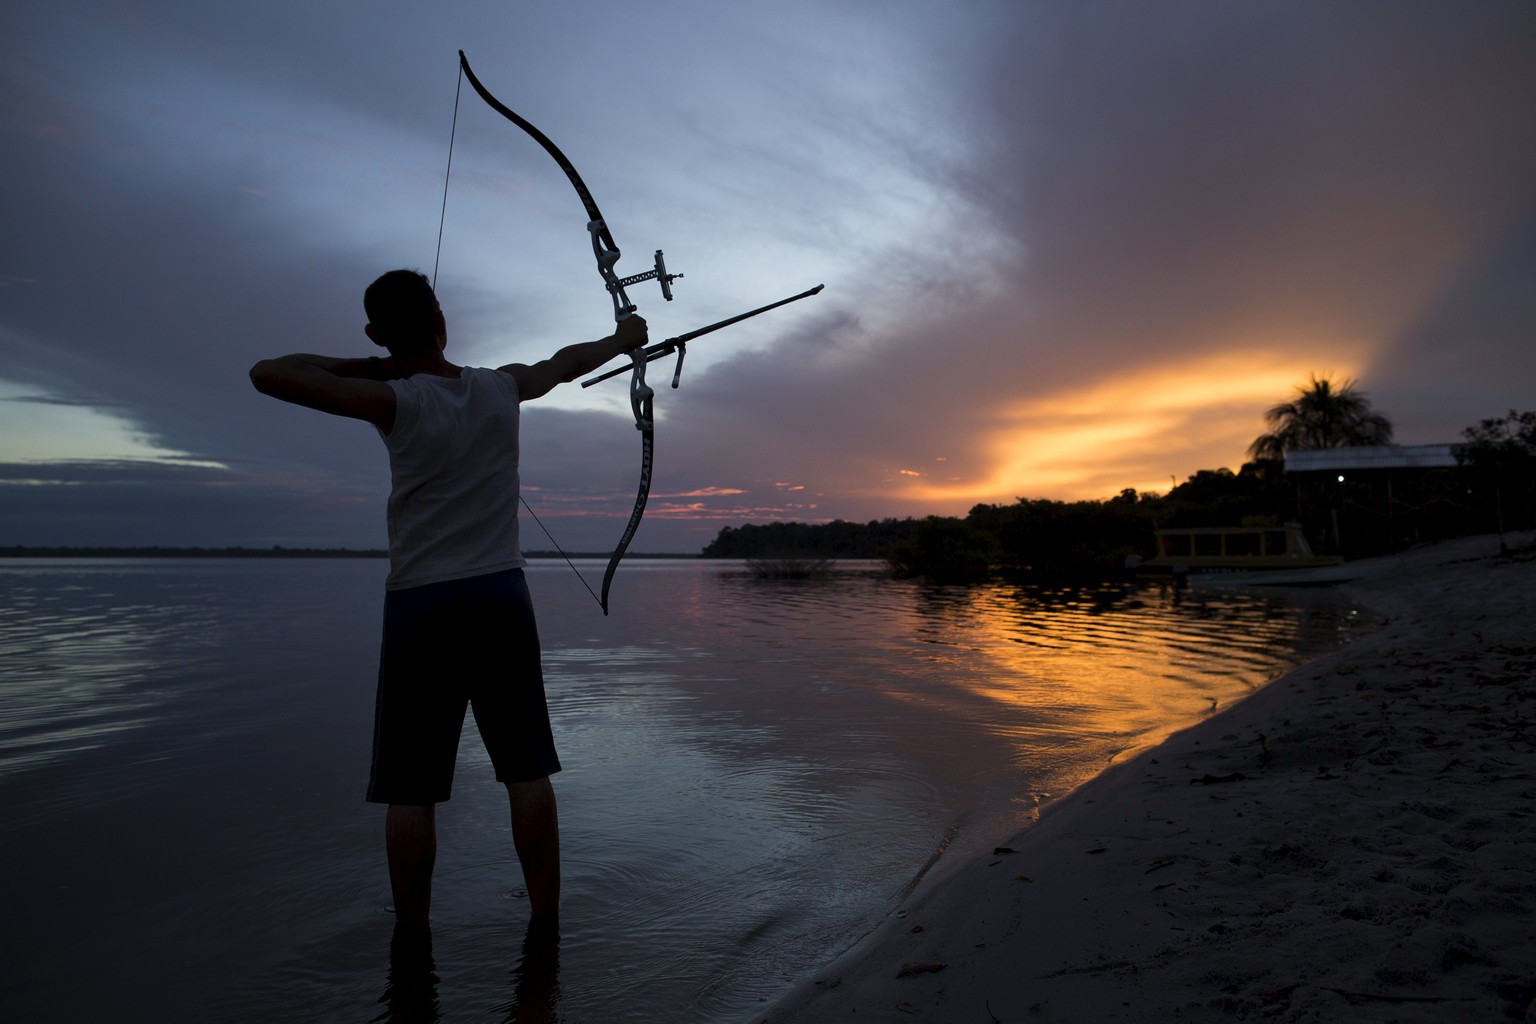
[3,1,1534,554]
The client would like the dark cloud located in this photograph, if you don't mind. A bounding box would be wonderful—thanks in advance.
[1367,207,1536,442]
[2,395,127,408]
[3,1,1533,550]
[654,1,1536,516]
[0,459,380,548]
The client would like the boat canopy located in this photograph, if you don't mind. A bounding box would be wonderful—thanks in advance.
[1284,444,1456,473]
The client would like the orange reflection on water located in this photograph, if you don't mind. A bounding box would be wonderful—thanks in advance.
[871,576,1336,794]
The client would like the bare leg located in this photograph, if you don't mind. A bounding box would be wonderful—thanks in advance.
[507,777,560,920]
[386,803,437,927]
[507,913,561,1022]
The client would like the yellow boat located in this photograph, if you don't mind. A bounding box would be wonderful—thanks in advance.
[1131,522,1344,583]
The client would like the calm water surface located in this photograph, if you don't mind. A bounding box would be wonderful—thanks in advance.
[0,558,1374,1022]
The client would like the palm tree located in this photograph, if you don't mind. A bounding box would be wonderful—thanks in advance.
[1248,375,1393,460]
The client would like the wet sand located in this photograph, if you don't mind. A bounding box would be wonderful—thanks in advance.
[761,532,1536,1023]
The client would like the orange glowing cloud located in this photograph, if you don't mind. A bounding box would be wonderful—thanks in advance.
[899,350,1366,504]
[649,499,821,520]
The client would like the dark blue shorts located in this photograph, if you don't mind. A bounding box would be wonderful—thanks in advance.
[367,567,561,804]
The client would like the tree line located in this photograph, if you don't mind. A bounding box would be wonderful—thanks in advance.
[703,379,1535,576]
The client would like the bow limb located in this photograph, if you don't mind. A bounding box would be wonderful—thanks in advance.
[600,349,655,614]
[457,50,630,320]
[457,51,679,321]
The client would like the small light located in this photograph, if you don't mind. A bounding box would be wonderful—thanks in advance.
[1337,474,1345,483]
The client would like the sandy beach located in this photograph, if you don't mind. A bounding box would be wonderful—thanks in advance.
[761,533,1536,1023]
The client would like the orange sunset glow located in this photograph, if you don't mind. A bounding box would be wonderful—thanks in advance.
[884,354,1354,507]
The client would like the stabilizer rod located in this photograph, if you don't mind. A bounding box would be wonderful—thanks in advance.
[581,284,824,390]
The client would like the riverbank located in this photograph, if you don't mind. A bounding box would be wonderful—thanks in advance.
[760,532,1536,1023]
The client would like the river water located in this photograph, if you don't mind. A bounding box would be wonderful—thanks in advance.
[0,557,1372,1022]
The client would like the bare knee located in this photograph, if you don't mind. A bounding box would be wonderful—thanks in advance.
[507,777,555,810]
[387,803,437,831]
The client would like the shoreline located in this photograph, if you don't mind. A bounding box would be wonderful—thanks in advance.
[759,532,1536,1022]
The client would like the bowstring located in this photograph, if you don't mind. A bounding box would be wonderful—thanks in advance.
[519,498,604,608]
[433,55,603,610]
[432,63,463,290]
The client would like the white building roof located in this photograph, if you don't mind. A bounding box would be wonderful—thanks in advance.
[1284,444,1457,473]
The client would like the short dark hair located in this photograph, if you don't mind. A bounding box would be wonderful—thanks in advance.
[364,270,439,354]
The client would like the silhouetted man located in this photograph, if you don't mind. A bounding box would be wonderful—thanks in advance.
[251,268,646,927]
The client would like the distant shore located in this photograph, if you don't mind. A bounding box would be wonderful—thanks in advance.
[760,532,1536,1023]
[0,546,701,559]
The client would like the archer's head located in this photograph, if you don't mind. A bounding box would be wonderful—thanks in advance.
[364,270,446,356]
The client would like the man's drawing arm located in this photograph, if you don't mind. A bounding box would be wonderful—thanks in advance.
[249,354,397,427]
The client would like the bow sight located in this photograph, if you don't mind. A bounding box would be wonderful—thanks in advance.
[608,246,682,320]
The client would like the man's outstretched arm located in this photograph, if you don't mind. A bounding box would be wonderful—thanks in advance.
[499,316,648,401]
[249,354,398,428]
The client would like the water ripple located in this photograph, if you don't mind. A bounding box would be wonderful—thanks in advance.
[0,557,1374,1023]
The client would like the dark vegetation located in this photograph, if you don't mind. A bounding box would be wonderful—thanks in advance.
[1454,409,1536,547]
[704,388,1535,579]
[745,556,834,579]
[703,467,1290,579]
[1247,374,1393,458]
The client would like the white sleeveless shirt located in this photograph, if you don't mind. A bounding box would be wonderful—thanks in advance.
[377,367,525,590]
